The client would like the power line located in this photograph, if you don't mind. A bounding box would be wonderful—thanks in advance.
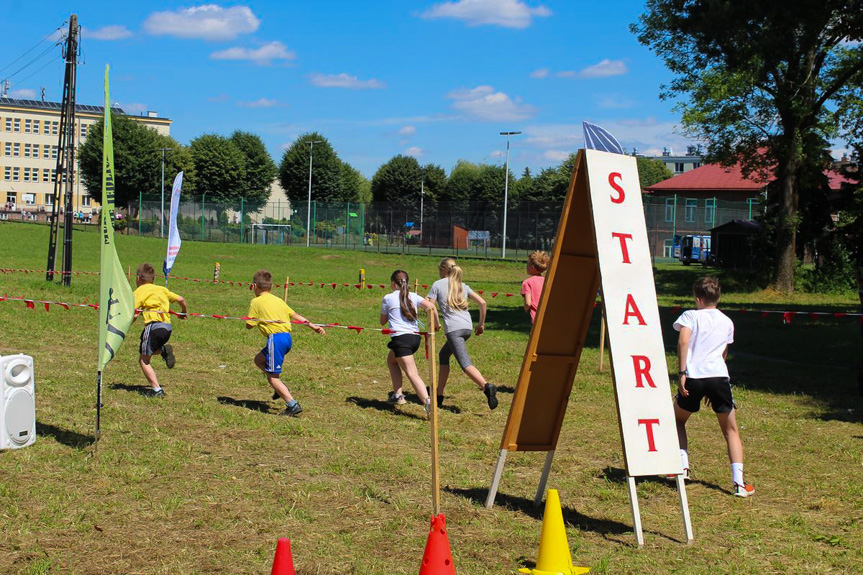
[0,41,62,86]
[11,54,62,88]
[0,23,66,76]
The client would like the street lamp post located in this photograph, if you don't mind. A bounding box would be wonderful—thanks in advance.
[500,131,521,259]
[159,147,171,238]
[306,140,322,248]
[419,176,424,244]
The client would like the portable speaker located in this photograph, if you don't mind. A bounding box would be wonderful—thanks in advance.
[0,355,36,450]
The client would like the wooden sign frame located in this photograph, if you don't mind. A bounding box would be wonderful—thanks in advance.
[485,150,693,546]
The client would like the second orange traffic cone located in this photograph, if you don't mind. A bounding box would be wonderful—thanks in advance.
[271,538,296,575]
[419,514,456,574]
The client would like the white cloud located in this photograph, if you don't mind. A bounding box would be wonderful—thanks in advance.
[405,146,424,158]
[544,150,570,161]
[529,68,549,79]
[420,0,551,29]
[399,125,417,136]
[579,59,628,78]
[144,5,260,41]
[597,94,638,109]
[84,25,133,41]
[9,88,37,99]
[447,85,536,122]
[238,98,278,108]
[211,41,296,65]
[555,70,577,78]
[309,73,385,89]
[118,102,148,115]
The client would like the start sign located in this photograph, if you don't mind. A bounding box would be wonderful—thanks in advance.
[587,150,681,477]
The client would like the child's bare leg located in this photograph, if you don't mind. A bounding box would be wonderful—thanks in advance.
[464,366,487,390]
[716,409,743,464]
[437,364,450,395]
[254,352,295,403]
[396,355,429,403]
[387,350,403,395]
[674,403,692,450]
[139,355,160,389]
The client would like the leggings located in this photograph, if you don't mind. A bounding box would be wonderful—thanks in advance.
[439,329,473,370]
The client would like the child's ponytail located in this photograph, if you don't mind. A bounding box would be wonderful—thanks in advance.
[391,269,417,322]
[440,258,468,311]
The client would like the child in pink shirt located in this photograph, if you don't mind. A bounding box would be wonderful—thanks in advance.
[521,251,549,324]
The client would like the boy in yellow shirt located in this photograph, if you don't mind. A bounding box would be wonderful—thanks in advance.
[134,263,187,398]
[246,269,325,416]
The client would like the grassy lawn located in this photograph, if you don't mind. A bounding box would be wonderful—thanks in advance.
[0,221,861,574]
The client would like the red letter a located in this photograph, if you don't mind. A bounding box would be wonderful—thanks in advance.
[632,355,656,388]
[623,294,647,325]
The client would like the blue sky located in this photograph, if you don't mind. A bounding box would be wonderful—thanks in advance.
[0,1,698,177]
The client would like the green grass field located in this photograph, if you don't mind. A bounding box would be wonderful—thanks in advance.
[1,221,861,574]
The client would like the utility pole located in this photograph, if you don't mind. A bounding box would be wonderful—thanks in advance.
[306,139,322,248]
[46,15,78,286]
[499,130,521,260]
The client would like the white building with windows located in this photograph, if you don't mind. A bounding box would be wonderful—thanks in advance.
[0,97,171,219]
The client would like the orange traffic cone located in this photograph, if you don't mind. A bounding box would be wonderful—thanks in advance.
[271,538,296,575]
[419,514,456,574]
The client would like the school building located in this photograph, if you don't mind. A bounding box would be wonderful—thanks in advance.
[0,96,171,221]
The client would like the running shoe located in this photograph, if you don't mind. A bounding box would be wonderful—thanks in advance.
[143,388,165,398]
[386,391,407,405]
[279,402,303,417]
[161,344,176,369]
[484,383,498,410]
[733,483,755,498]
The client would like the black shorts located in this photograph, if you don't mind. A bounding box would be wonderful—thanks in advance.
[387,334,421,358]
[140,322,172,356]
[676,376,735,414]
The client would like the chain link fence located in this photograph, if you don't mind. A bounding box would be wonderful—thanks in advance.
[120,194,759,261]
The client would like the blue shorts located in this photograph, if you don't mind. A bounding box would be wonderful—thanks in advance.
[260,332,292,374]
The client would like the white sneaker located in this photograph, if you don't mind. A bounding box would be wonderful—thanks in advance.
[386,391,407,405]
[733,483,755,498]
[424,398,432,415]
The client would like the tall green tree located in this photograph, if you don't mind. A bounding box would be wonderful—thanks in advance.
[633,1,863,293]
[339,162,371,203]
[421,163,447,206]
[230,131,277,206]
[278,133,345,204]
[370,155,424,209]
[636,156,674,190]
[79,113,189,206]
[189,134,247,208]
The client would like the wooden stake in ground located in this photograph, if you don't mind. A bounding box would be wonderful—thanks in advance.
[414,278,419,293]
[427,307,440,516]
[599,310,607,372]
[284,276,289,302]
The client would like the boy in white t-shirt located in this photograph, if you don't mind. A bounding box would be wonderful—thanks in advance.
[673,276,754,498]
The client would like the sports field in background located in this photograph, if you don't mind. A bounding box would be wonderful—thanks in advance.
[0,221,861,574]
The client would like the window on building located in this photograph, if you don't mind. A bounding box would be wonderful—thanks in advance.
[80,124,88,138]
[32,144,39,157]
[23,193,34,205]
[3,167,10,181]
[663,239,674,258]
[24,143,31,158]
[41,168,49,183]
[13,119,20,132]
[23,167,30,182]
[694,162,702,169]
[51,121,58,135]
[43,121,50,135]
[12,167,19,182]
[6,192,16,205]
[33,120,40,133]
[45,192,53,205]
[51,168,57,182]
[13,143,20,157]
[674,162,685,173]
[705,198,716,224]
[82,194,91,206]
[24,119,31,134]
[665,197,675,222]
[4,118,10,132]
[684,198,697,222]
[51,145,58,159]
[42,145,49,159]
[4,142,10,157]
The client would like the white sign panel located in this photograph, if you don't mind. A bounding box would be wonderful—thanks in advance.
[164,172,183,276]
[586,149,681,477]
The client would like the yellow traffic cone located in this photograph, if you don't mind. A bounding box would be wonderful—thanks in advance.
[519,489,590,575]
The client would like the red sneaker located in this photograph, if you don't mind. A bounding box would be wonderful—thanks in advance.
[733,483,755,498]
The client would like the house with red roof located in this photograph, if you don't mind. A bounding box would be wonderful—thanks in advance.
[641,161,853,259]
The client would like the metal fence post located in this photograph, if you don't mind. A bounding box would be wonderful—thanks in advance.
[240,197,245,243]
[138,192,142,236]
[201,194,206,241]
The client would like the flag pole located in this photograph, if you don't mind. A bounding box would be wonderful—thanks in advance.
[95,370,103,443]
